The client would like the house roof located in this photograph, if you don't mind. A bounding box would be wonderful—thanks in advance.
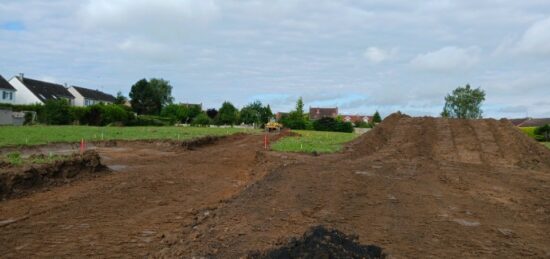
[517,118,550,127]
[72,86,116,103]
[309,107,338,120]
[342,115,373,122]
[21,77,74,102]
[0,75,15,91]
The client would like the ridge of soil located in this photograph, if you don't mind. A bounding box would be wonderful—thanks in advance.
[0,150,107,200]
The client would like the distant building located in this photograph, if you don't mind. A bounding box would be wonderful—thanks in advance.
[0,75,16,104]
[9,74,75,105]
[341,115,373,124]
[512,118,550,127]
[309,107,338,120]
[180,103,202,109]
[68,86,116,106]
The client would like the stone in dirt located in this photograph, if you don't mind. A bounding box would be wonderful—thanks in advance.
[248,226,385,259]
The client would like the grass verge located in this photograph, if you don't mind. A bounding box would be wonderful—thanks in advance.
[0,126,257,147]
[271,130,359,154]
[544,142,550,149]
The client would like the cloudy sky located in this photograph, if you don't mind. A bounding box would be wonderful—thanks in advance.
[1,0,549,118]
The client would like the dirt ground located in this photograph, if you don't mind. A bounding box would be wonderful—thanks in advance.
[1,115,550,258]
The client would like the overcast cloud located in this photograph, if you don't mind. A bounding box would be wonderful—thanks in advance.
[1,0,549,118]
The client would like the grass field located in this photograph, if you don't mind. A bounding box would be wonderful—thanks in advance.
[271,130,359,153]
[0,126,257,147]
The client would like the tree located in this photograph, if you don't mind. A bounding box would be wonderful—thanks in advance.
[191,112,212,127]
[535,124,550,142]
[114,91,127,105]
[441,84,486,119]
[161,104,187,122]
[184,104,202,123]
[280,97,307,129]
[372,111,382,124]
[216,101,238,125]
[239,101,273,127]
[206,108,218,119]
[129,78,174,115]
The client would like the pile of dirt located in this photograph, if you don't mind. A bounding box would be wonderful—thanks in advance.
[347,113,550,169]
[0,150,107,200]
[248,226,385,259]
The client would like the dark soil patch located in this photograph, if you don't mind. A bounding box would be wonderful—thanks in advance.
[248,226,385,259]
[0,150,107,200]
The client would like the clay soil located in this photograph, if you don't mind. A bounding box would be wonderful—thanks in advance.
[2,116,550,258]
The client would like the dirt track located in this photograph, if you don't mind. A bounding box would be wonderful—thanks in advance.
[2,116,550,258]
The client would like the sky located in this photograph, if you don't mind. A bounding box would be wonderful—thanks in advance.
[1,0,549,118]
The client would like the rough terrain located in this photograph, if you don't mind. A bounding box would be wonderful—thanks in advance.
[2,115,550,258]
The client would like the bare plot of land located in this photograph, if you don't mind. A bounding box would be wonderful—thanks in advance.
[1,115,550,258]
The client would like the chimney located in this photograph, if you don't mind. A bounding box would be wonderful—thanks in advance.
[17,73,24,80]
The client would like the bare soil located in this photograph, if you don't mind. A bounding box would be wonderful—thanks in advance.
[1,117,550,258]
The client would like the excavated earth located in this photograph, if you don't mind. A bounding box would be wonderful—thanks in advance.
[2,115,550,258]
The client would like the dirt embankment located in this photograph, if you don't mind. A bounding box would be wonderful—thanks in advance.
[346,113,550,169]
[0,150,106,200]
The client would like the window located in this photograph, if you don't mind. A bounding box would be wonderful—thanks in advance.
[8,92,13,100]
[2,91,6,100]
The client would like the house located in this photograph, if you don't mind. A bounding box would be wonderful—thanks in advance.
[275,112,289,121]
[341,115,373,124]
[68,86,116,106]
[514,118,550,127]
[0,75,16,104]
[180,103,202,109]
[309,107,338,120]
[9,74,75,105]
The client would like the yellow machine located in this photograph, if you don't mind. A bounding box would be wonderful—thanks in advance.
[265,121,282,132]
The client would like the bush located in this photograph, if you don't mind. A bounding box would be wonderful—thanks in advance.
[73,104,132,126]
[191,113,211,127]
[535,124,550,142]
[43,99,72,125]
[313,117,354,133]
[126,115,172,126]
[161,104,187,123]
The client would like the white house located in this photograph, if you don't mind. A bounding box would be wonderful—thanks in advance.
[67,86,116,107]
[9,74,75,105]
[0,75,16,104]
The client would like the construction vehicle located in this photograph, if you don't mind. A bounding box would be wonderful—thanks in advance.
[265,121,282,132]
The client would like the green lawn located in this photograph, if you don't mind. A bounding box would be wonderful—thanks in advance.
[0,126,257,147]
[271,130,359,154]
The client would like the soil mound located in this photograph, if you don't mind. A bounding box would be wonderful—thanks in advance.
[248,226,385,259]
[0,150,107,200]
[347,113,550,169]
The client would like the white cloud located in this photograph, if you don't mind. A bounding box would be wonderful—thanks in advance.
[363,47,397,63]
[411,46,481,72]
[515,16,550,55]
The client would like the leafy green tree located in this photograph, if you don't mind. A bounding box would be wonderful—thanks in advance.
[114,91,127,105]
[216,101,239,125]
[184,104,202,123]
[129,78,174,115]
[281,97,308,129]
[239,101,273,127]
[441,84,486,119]
[372,111,382,124]
[191,112,212,127]
[206,108,218,119]
[535,124,550,142]
[43,99,72,125]
[161,104,187,122]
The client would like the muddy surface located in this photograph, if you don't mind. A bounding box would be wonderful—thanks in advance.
[0,150,106,200]
[1,117,550,258]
